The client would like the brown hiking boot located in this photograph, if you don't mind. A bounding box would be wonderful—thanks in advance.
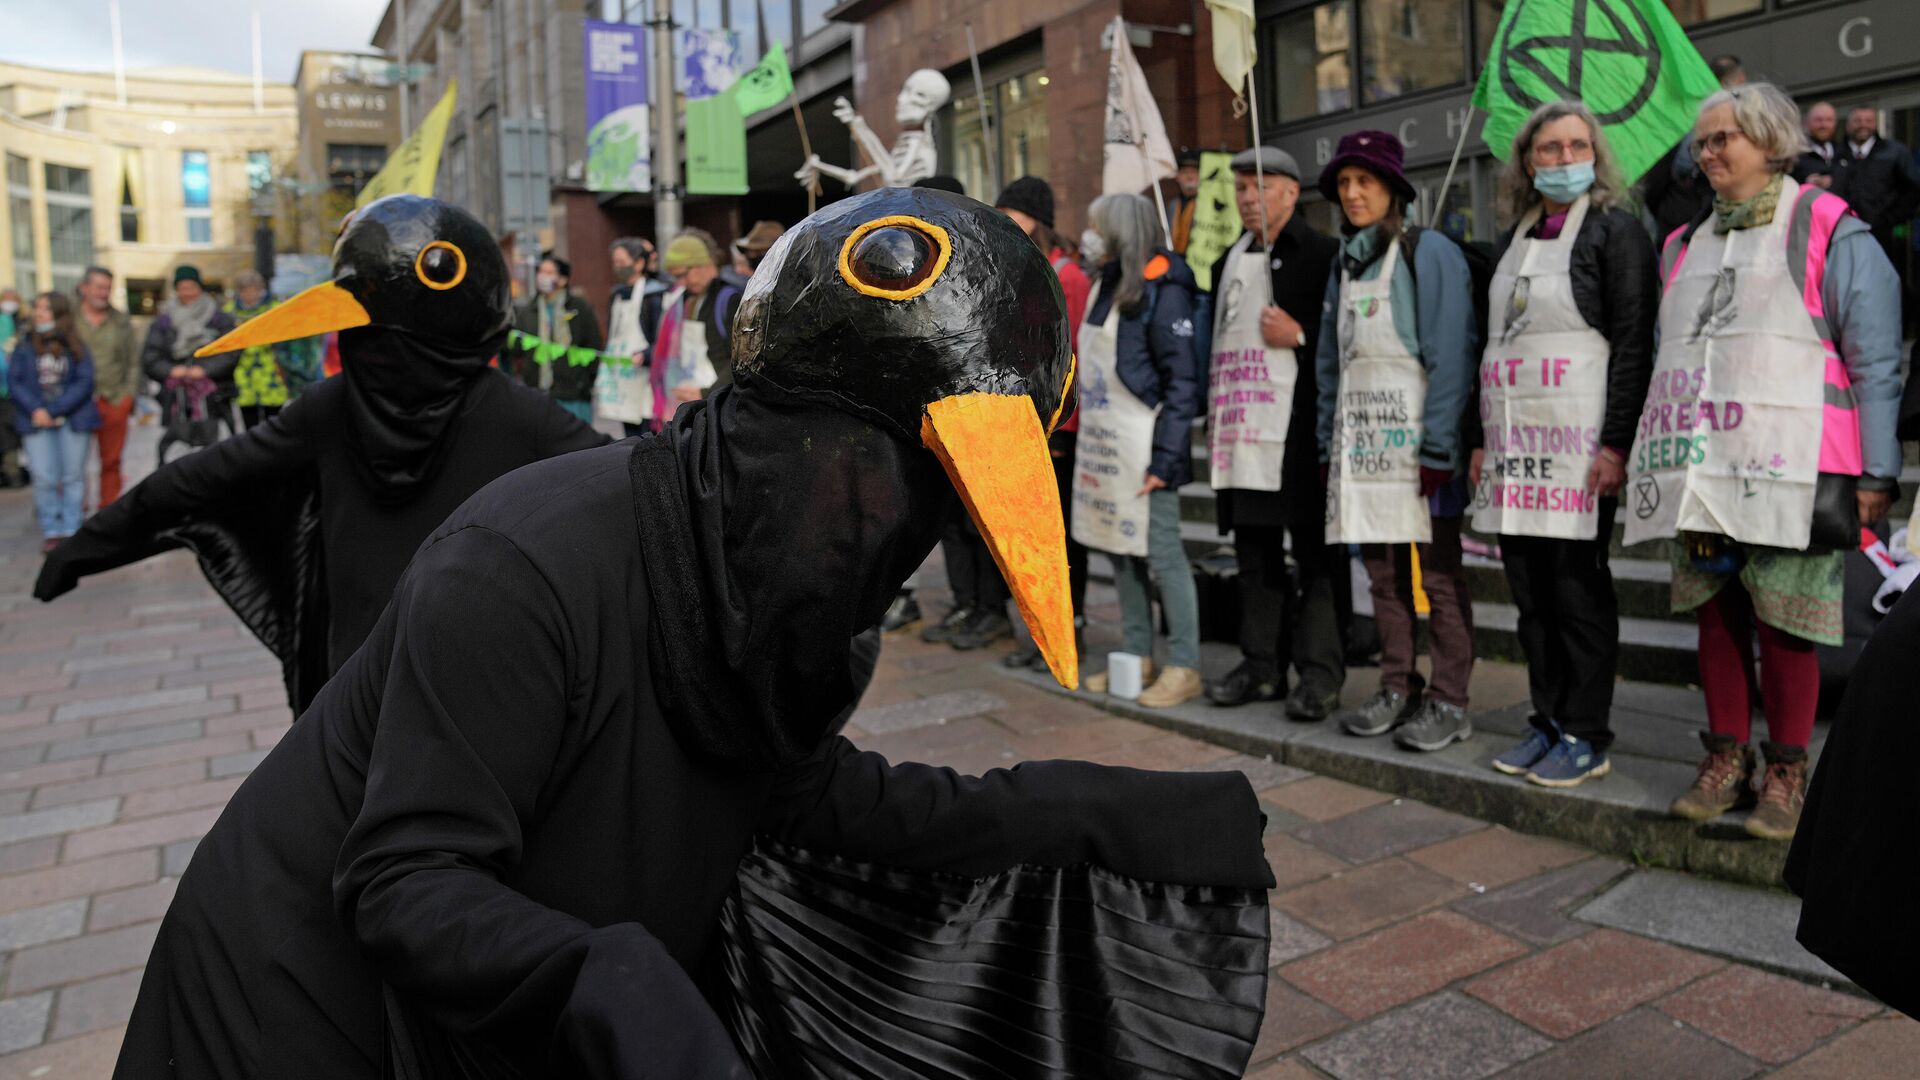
[1671,733,1754,821]
[1745,742,1808,841]
[1137,666,1204,708]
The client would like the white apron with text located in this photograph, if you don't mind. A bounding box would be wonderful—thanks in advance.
[1624,178,1824,549]
[1471,196,1610,539]
[595,288,654,425]
[1327,239,1430,544]
[667,290,719,394]
[1071,306,1157,558]
[1209,235,1295,492]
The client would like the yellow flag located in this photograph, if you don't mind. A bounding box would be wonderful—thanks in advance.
[1203,0,1257,100]
[356,80,457,208]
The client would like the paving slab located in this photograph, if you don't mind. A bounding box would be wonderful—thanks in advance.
[1495,1007,1762,1080]
[1573,868,1846,986]
[1300,992,1552,1080]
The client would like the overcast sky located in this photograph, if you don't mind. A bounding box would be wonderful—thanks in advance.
[0,0,393,83]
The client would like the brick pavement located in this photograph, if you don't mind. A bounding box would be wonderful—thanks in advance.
[0,431,1913,1076]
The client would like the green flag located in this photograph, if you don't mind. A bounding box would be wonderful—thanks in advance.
[1470,0,1718,184]
[1185,152,1241,293]
[686,88,749,196]
[732,44,794,116]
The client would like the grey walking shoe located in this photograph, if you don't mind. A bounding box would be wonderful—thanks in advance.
[1340,688,1418,737]
[1395,700,1473,752]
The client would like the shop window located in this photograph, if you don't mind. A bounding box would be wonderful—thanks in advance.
[1267,2,1353,124]
[326,143,389,196]
[946,69,1050,205]
[182,149,212,248]
[1474,0,1507,76]
[1361,0,1467,104]
[7,153,34,290]
[1664,0,1762,27]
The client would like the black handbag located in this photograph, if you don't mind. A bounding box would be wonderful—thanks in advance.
[1809,472,1860,551]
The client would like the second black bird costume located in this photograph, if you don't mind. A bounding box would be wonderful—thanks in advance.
[34,197,609,710]
[109,189,1275,1080]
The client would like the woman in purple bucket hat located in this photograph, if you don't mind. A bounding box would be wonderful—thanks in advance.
[1311,129,1482,754]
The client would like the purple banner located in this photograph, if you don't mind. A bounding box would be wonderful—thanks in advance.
[584,19,651,193]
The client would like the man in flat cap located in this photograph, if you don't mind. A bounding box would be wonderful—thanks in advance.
[1171,147,1203,254]
[1203,147,1349,718]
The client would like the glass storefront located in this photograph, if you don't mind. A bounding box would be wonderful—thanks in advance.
[947,68,1050,203]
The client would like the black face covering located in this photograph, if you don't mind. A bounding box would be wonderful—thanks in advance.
[632,377,950,772]
[337,325,504,501]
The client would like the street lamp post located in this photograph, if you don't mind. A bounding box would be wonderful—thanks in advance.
[650,0,681,248]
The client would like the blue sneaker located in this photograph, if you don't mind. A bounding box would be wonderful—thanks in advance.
[1491,721,1558,776]
[1526,735,1611,788]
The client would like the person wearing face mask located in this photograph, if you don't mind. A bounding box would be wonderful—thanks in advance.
[0,288,23,488]
[1313,131,1481,752]
[8,293,100,551]
[600,237,670,438]
[509,254,604,424]
[1464,102,1657,788]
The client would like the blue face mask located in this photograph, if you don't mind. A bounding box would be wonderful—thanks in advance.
[1533,160,1596,204]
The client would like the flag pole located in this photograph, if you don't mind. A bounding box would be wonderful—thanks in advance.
[756,0,819,214]
[965,23,999,188]
[1244,70,1274,306]
[1434,105,1476,228]
[1115,18,1174,248]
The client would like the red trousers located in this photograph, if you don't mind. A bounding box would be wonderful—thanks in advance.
[95,395,135,507]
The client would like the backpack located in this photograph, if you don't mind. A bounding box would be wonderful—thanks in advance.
[1402,225,1496,348]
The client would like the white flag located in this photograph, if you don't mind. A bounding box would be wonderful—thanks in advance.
[1101,18,1176,196]
[1204,0,1257,102]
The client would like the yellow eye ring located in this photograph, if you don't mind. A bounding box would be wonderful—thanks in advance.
[837,215,951,301]
[1047,353,1076,435]
[414,241,467,291]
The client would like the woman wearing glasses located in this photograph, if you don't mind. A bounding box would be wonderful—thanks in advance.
[1469,101,1657,789]
[1625,83,1902,841]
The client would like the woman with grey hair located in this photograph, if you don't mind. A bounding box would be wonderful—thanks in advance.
[1467,100,1658,789]
[1624,81,1903,841]
[1071,192,1206,707]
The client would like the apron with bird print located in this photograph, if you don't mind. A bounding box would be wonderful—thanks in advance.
[1208,234,1295,493]
[595,288,654,425]
[1071,306,1157,558]
[1327,239,1431,544]
[1625,178,1824,549]
[1471,196,1610,540]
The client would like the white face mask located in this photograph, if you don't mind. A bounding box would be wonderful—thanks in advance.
[0,300,16,315]
[537,274,560,295]
[1080,229,1107,264]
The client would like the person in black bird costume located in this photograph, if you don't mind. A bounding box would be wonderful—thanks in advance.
[32,196,609,712]
[106,187,1275,1079]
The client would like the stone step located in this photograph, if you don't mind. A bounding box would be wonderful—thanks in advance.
[1001,654,1820,890]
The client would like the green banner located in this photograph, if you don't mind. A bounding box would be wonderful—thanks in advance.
[686,89,749,196]
[1186,151,1241,294]
[732,43,794,116]
[1470,0,1718,184]
[509,329,637,368]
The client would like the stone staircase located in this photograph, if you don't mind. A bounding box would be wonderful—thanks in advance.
[1113,439,1920,687]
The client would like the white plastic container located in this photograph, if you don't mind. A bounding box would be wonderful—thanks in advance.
[1106,652,1145,700]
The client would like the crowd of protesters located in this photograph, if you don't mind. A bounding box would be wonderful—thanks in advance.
[5,64,1916,848]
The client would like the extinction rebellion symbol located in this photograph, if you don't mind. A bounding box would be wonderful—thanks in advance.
[1498,0,1662,125]
[1633,475,1661,520]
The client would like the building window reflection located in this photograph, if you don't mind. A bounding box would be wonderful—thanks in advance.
[7,154,35,290]
[947,68,1050,204]
[1664,0,1763,27]
[44,164,93,296]
[1267,2,1353,123]
[1361,0,1466,103]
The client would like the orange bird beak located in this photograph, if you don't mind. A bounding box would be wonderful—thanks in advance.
[921,392,1078,690]
[194,281,371,358]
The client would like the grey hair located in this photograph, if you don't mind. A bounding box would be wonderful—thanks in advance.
[1698,82,1809,172]
[1088,192,1161,315]
[1497,100,1627,227]
[232,269,265,291]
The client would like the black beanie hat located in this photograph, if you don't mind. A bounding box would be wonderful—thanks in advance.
[994,176,1055,229]
[914,174,967,196]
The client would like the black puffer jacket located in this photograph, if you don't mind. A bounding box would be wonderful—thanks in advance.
[1472,203,1658,455]
[1087,250,1203,487]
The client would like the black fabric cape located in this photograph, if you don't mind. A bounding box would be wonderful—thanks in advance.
[34,369,609,712]
[111,395,1274,1080]
[1785,584,1920,1019]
